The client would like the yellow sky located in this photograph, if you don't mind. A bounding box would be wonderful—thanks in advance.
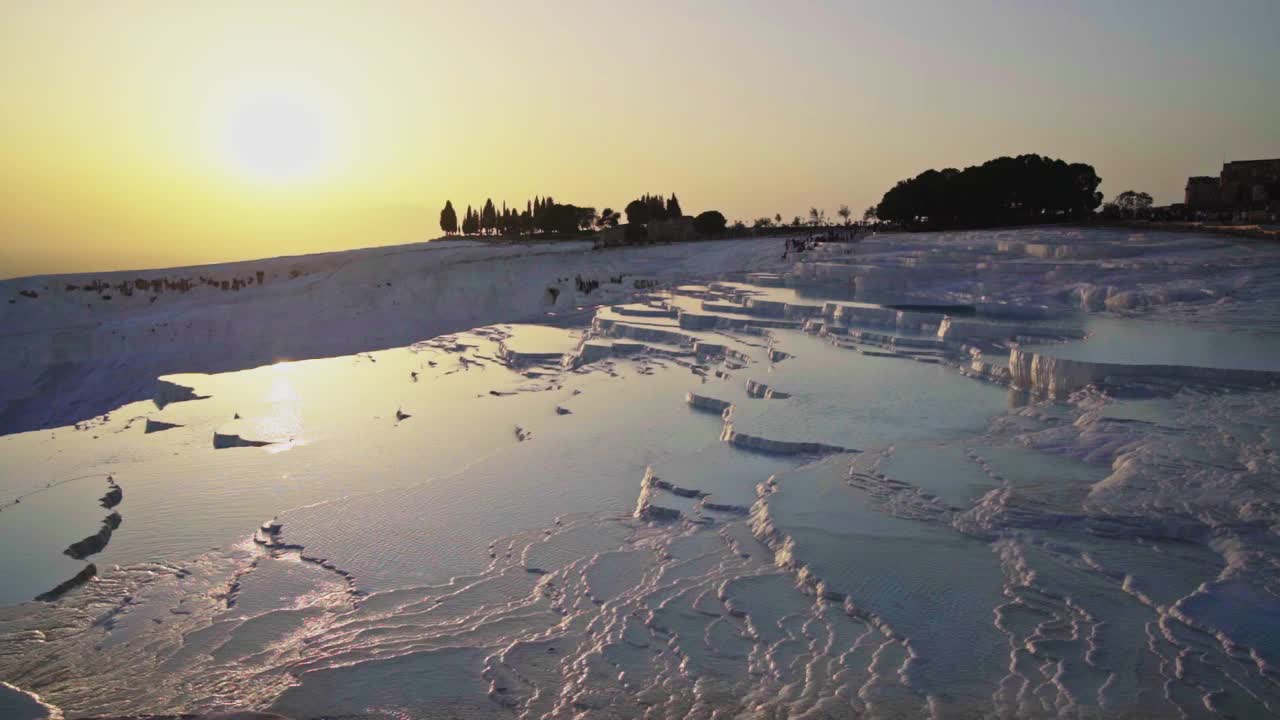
[2,1,1277,278]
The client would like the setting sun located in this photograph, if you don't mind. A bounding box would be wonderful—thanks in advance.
[222,93,330,184]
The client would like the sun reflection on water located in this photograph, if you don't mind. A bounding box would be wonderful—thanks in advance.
[258,362,305,451]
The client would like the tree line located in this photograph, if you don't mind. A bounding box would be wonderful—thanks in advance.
[438,155,1115,240]
[440,192,732,238]
[874,154,1102,229]
[623,193,682,224]
[440,196,612,237]
[438,191,873,242]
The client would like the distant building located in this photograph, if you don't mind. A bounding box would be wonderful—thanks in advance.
[1184,176,1219,209]
[1149,203,1187,222]
[1185,159,1280,219]
[1221,159,1280,207]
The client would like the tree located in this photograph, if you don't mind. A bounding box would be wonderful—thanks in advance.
[625,199,649,225]
[875,154,1103,228]
[1113,190,1153,219]
[461,205,479,235]
[753,217,774,229]
[837,204,852,225]
[791,216,802,227]
[863,206,877,224]
[439,200,458,235]
[599,208,621,228]
[541,203,582,234]
[576,206,598,231]
[667,194,683,219]
[648,194,666,218]
[481,199,497,235]
[693,210,726,237]
[808,207,826,226]
[775,213,782,225]
[730,219,746,231]
[626,194,672,225]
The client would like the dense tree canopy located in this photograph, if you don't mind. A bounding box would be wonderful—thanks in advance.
[1112,190,1153,218]
[693,210,726,236]
[875,154,1102,228]
[625,193,681,225]
[537,203,584,234]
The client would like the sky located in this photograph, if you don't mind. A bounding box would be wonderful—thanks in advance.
[2,0,1278,278]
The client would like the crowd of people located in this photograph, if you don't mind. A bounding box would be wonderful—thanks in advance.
[781,226,865,260]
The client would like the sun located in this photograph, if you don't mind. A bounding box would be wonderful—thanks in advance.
[222,93,330,184]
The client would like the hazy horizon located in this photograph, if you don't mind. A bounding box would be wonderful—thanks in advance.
[3,0,1277,278]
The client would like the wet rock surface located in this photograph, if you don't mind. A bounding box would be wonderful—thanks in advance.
[211,432,273,449]
[64,511,121,560]
[142,419,182,434]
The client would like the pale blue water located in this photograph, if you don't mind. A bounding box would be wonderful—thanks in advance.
[1025,315,1280,370]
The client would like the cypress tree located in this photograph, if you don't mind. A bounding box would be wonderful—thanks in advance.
[439,200,458,235]
[667,194,683,218]
[481,198,497,235]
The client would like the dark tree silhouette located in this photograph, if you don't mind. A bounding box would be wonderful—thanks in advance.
[1113,190,1153,218]
[481,199,497,235]
[693,210,726,236]
[440,200,458,235]
[647,194,666,218]
[625,194,672,225]
[876,154,1102,228]
[624,199,648,225]
[538,203,584,234]
[837,204,852,225]
[667,193,683,219]
[440,192,694,240]
[443,194,602,237]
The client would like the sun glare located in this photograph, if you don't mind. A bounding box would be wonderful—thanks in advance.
[223,94,329,184]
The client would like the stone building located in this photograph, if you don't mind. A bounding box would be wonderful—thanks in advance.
[1184,176,1220,209]
[1185,158,1280,215]
[1220,159,1280,207]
